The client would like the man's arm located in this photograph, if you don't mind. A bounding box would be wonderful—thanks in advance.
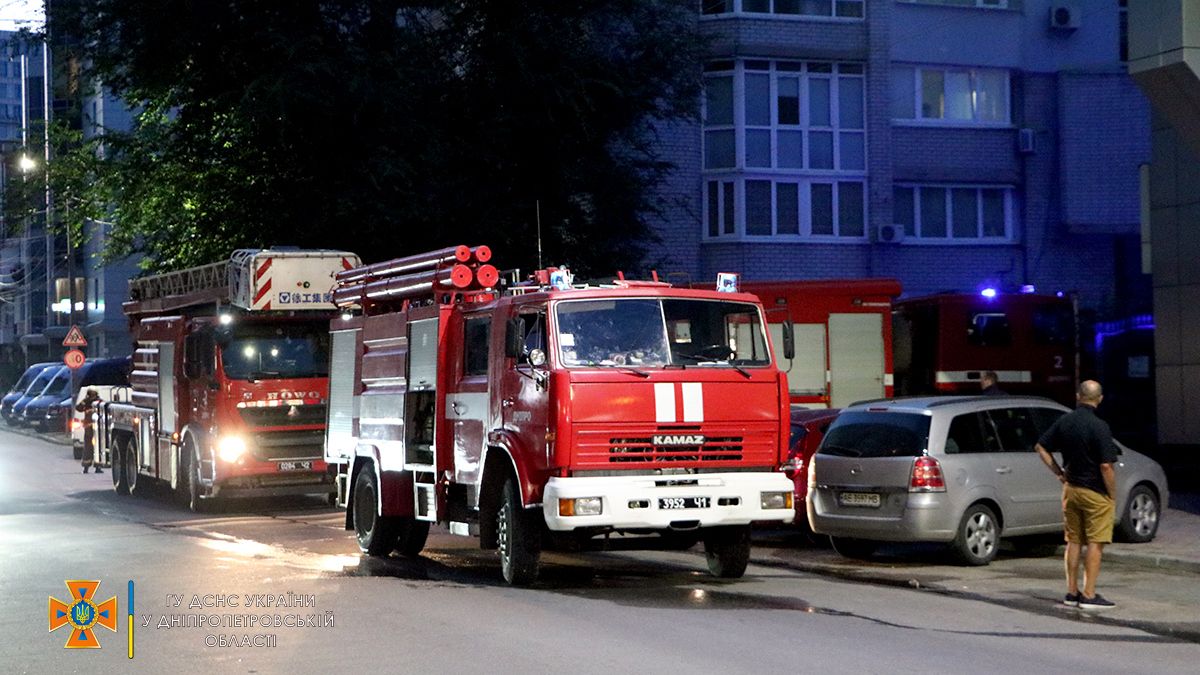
[1035,443,1066,484]
[1100,462,1117,500]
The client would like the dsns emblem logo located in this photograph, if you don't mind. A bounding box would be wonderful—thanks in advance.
[49,580,118,648]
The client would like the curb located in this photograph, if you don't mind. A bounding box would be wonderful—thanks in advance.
[1104,546,1200,575]
[3,425,72,447]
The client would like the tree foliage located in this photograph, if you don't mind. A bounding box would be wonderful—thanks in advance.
[45,1,703,275]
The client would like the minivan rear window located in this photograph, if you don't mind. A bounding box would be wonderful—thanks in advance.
[818,411,931,458]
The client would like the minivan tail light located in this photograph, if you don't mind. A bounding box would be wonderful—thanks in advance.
[909,456,945,492]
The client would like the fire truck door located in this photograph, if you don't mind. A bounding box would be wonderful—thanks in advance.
[828,313,884,407]
[447,313,490,486]
[501,309,550,469]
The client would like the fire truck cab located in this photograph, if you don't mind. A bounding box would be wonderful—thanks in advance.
[326,247,796,585]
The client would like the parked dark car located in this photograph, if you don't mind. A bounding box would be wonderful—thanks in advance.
[45,396,75,434]
[782,407,841,529]
[10,366,66,426]
[1,362,58,424]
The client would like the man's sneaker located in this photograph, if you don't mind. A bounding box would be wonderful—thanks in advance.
[94,467,103,474]
[1063,592,1080,607]
[1079,594,1116,610]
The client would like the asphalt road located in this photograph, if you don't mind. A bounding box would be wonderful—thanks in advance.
[2,426,1199,674]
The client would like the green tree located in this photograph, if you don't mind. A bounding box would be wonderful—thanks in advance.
[46,0,703,275]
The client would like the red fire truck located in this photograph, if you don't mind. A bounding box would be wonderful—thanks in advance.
[892,290,1077,405]
[325,246,797,585]
[740,279,902,408]
[101,248,361,511]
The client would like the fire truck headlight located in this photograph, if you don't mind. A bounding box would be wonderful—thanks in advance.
[558,497,602,517]
[760,491,793,510]
[217,436,247,462]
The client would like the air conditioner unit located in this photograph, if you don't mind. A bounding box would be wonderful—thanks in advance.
[1018,128,1036,154]
[877,223,906,244]
[1049,4,1080,31]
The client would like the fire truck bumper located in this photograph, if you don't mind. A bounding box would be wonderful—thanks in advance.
[211,473,335,499]
[541,473,795,531]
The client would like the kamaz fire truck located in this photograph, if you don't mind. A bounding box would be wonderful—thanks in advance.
[101,248,361,511]
[325,245,797,585]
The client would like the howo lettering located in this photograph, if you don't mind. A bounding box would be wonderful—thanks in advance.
[325,245,797,585]
[93,248,361,510]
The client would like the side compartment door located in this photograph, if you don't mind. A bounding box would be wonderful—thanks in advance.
[447,313,490,486]
[404,316,439,521]
[154,341,176,478]
[829,313,884,407]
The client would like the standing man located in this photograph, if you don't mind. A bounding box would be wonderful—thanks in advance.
[979,371,1005,396]
[1035,380,1119,610]
[76,388,102,474]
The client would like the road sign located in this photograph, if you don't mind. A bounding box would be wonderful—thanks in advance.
[64,349,86,370]
[63,325,88,347]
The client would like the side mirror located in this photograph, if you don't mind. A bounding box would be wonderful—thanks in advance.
[505,318,524,359]
[782,320,795,360]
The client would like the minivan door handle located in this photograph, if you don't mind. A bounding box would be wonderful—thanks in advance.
[995,466,1012,474]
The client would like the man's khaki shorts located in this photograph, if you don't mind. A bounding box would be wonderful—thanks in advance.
[1062,483,1115,544]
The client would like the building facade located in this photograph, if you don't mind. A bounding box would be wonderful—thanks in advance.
[652,0,1150,322]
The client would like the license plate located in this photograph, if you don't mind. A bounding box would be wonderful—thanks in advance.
[278,460,313,472]
[838,492,881,508]
[658,496,711,510]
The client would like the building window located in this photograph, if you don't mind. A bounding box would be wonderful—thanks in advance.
[893,185,1013,241]
[1118,0,1128,63]
[897,0,1007,8]
[704,59,867,240]
[700,0,864,19]
[891,66,1010,125]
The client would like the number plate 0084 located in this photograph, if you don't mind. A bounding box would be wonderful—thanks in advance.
[278,460,313,472]
[658,496,711,510]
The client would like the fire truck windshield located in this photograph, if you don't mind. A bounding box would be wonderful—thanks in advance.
[220,324,330,381]
[554,298,772,368]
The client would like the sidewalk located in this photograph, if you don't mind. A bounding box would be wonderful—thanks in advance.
[1104,498,1200,574]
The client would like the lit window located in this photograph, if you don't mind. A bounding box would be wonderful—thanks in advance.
[893,66,1010,125]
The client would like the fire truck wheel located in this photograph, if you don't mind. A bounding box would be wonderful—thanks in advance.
[180,442,209,513]
[112,436,129,496]
[702,525,752,578]
[353,468,400,556]
[394,519,431,557]
[497,478,541,586]
[124,437,142,497]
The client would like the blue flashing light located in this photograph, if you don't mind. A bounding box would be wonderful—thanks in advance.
[1019,284,1035,294]
[1055,291,1065,298]
[980,287,998,299]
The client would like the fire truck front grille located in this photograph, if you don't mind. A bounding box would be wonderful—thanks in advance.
[239,404,327,427]
[606,437,744,463]
[250,430,325,461]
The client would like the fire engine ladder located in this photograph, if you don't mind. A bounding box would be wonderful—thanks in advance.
[126,260,231,315]
[333,245,500,523]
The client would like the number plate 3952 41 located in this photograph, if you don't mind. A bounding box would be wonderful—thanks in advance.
[658,497,711,510]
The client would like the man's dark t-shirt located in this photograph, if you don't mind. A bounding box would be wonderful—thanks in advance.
[1037,404,1119,496]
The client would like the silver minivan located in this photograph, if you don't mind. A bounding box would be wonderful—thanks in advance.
[807,396,1168,565]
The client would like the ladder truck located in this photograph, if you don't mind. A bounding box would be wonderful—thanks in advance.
[103,248,361,511]
[326,245,797,585]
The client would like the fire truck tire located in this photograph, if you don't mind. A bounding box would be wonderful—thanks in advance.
[703,525,752,578]
[124,437,142,497]
[394,519,431,557]
[353,468,400,556]
[112,436,129,496]
[180,442,209,513]
[497,478,541,586]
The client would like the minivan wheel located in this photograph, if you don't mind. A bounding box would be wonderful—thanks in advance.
[829,536,876,560]
[952,503,999,565]
[1116,484,1160,543]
